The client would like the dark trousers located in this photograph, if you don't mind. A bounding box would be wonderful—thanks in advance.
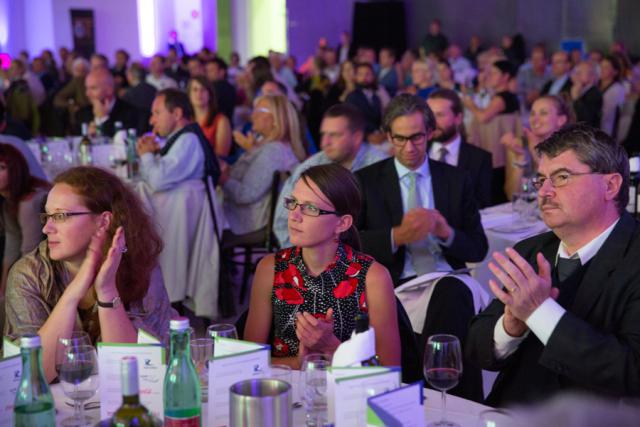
[418,276,484,402]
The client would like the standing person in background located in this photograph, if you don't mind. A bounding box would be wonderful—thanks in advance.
[188,76,232,158]
[464,60,521,204]
[421,19,449,58]
[570,61,603,128]
[599,55,626,138]
[0,144,49,294]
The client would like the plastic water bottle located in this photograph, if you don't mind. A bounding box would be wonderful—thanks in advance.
[13,334,55,427]
[163,318,201,426]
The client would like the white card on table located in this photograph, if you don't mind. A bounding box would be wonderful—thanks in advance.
[366,381,425,427]
[3,337,20,358]
[327,366,401,427]
[137,328,161,344]
[207,337,270,427]
[97,343,165,420]
[0,355,22,426]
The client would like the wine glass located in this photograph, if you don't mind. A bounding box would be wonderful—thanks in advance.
[59,344,99,426]
[301,354,331,427]
[190,337,214,403]
[424,334,463,427]
[55,331,91,377]
[207,323,238,339]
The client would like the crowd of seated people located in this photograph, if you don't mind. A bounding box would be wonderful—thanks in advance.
[1,19,640,410]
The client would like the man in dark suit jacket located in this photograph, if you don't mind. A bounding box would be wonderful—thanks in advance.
[427,89,492,208]
[570,61,603,129]
[345,62,382,137]
[205,58,236,125]
[466,124,640,407]
[540,51,573,96]
[75,67,140,136]
[356,94,488,401]
[122,62,156,134]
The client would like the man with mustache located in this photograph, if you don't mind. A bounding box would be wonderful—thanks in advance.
[427,89,492,208]
[466,124,640,406]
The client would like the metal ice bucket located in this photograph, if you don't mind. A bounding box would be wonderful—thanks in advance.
[229,378,292,427]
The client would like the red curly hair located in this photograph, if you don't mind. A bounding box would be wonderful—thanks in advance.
[53,167,163,304]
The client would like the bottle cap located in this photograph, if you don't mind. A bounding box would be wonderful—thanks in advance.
[20,334,41,348]
[121,356,139,396]
[355,313,370,333]
[170,317,190,331]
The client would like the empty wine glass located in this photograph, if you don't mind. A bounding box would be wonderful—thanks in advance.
[301,354,331,427]
[424,334,463,427]
[55,331,91,377]
[59,344,99,426]
[207,323,238,339]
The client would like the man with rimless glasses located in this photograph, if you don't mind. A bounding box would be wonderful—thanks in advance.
[355,94,488,401]
[467,124,640,406]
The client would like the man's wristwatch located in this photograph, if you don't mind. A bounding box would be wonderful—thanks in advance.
[97,295,122,309]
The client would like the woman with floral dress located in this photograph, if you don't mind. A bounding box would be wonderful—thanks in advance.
[244,164,400,368]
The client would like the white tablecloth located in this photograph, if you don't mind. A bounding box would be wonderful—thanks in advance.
[472,203,548,291]
[52,370,493,426]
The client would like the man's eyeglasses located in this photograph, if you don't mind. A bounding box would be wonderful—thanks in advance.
[40,212,94,225]
[531,171,602,190]
[390,132,427,147]
[283,196,339,217]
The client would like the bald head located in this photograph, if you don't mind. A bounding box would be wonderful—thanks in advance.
[85,67,115,103]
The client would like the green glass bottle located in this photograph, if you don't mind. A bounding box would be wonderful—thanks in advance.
[13,334,55,427]
[112,356,154,427]
[163,318,201,426]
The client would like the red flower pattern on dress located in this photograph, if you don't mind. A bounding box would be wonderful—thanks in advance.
[333,277,359,299]
[344,245,354,261]
[275,287,304,305]
[272,337,290,357]
[359,292,368,312]
[312,313,327,320]
[274,264,307,290]
[345,262,362,277]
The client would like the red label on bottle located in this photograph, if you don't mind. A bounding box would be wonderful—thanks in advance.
[164,415,201,427]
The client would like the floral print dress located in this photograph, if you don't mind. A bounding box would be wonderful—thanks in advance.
[271,243,374,357]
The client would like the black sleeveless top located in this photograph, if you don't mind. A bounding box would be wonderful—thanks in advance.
[270,243,374,357]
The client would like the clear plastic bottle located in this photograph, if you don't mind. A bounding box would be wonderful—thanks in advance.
[13,334,55,427]
[163,318,201,426]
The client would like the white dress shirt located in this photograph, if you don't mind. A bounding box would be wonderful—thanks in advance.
[429,135,462,167]
[139,129,204,192]
[548,73,570,95]
[493,218,620,359]
[146,74,178,91]
[391,157,454,279]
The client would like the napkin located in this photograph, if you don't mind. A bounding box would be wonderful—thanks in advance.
[332,327,376,367]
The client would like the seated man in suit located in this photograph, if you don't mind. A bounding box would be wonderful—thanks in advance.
[570,61,603,129]
[345,62,385,143]
[427,89,492,208]
[540,51,572,96]
[75,67,139,137]
[466,124,640,406]
[356,94,488,401]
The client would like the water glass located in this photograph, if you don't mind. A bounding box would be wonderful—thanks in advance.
[424,334,462,427]
[190,337,214,403]
[477,409,514,427]
[59,344,99,426]
[302,355,331,427]
[55,331,92,376]
[268,364,292,385]
[207,323,238,339]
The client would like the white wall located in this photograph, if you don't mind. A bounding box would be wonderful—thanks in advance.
[51,0,143,62]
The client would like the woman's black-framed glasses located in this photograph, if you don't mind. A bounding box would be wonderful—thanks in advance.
[283,196,339,217]
[40,212,94,225]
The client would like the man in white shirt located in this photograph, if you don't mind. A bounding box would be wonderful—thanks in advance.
[145,54,178,91]
[137,89,218,192]
[541,51,572,96]
[466,124,640,406]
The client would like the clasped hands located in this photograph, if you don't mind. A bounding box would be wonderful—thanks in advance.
[295,308,340,359]
[136,134,160,156]
[393,208,452,247]
[488,248,559,337]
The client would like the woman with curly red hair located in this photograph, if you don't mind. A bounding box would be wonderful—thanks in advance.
[244,164,400,368]
[5,166,174,382]
[0,143,49,294]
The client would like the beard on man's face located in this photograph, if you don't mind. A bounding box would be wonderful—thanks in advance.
[430,124,458,143]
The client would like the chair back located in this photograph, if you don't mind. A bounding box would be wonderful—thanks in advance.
[265,170,290,251]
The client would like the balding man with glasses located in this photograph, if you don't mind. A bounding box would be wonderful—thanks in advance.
[467,124,640,406]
